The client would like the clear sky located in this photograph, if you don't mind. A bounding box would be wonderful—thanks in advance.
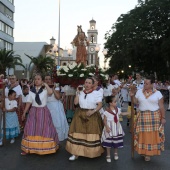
[14,0,138,66]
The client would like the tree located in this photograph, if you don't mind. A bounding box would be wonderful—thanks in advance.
[25,54,55,77]
[104,0,170,80]
[0,48,25,75]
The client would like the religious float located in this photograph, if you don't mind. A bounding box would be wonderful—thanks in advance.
[52,25,108,123]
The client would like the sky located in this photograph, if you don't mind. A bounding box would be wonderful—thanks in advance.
[14,0,138,66]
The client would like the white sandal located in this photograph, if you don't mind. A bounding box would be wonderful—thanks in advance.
[106,156,111,163]
[69,155,78,161]
[114,153,119,160]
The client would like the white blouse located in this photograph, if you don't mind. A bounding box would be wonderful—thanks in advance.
[22,94,29,103]
[79,90,102,109]
[26,89,48,107]
[133,80,144,90]
[47,87,60,102]
[103,108,121,121]
[103,84,114,97]
[135,89,163,111]
[5,98,17,110]
[5,85,23,98]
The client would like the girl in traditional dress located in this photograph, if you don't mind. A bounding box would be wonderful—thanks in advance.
[21,74,59,155]
[45,75,69,141]
[66,77,104,160]
[5,75,24,130]
[130,75,165,161]
[0,90,20,145]
[101,96,128,162]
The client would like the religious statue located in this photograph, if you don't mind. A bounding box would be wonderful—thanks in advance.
[71,25,89,65]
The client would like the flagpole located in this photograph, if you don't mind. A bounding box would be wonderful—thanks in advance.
[57,0,60,68]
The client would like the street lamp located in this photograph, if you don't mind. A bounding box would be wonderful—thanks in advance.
[95,44,100,67]
[67,49,72,63]
[22,70,25,77]
[103,49,108,70]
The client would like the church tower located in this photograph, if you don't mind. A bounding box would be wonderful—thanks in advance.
[87,19,98,65]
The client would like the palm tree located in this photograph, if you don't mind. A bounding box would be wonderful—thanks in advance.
[25,54,55,76]
[0,48,25,75]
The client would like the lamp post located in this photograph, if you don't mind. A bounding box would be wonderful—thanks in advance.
[95,44,100,67]
[49,37,58,65]
[94,44,100,76]
[67,49,72,63]
[103,49,108,70]
[22,70,25,77]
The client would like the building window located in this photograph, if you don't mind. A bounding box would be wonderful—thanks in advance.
[91,54,93,64]
[0,3,13,20]
[5,41,12,50]
[0,21,4,32]
[8,0,13,4]
[5,25,13,36]
[5,7,13,20]
[0,21,13,36]
[91,35,94,43]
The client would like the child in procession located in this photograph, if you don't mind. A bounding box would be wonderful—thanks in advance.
[101,95,129,163]
[0,90,20,146]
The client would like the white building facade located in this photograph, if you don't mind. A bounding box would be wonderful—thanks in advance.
[0,0,14,50]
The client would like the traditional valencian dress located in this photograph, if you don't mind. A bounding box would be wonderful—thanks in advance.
[101,107,124,148]
[47,87,69,141]
[134,89,165,156]
[21,87,59,155]
[1,98,20,139]
[66,90,104,158]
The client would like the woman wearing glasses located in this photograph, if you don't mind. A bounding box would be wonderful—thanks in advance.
[66,77,104,160]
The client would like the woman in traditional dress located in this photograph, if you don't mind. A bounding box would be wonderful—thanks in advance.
[66,77,104,160]
[21,74,59,155]
[92,76,103,96]
[45,75,69,141]
[5,75,24,129]
[130,75,166,161]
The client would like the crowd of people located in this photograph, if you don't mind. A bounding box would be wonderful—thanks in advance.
[0,72,168,163]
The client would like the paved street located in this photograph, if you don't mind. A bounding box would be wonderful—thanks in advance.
[0,103,170,170]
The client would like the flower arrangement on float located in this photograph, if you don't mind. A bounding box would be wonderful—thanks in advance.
[56,62,108,87]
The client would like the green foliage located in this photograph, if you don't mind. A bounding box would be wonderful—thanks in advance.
[25,54,55,76]
[0,48,25,75]
[104,0,170,80]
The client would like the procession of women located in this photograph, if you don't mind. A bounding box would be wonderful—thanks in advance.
[0,72,168,163]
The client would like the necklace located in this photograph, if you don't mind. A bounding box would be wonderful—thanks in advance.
[143,89,157,99]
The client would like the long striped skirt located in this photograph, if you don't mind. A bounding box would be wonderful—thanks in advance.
[21,106,59,155]
[66,108,104,158]
[134,110,165,156]
[101,121,124,148]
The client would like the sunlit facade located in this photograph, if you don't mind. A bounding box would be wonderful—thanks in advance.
[0,0,14,50]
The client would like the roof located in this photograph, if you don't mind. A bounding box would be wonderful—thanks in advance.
[13,42,49,70]
[90,18,96,23]
[13,42,48,57]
